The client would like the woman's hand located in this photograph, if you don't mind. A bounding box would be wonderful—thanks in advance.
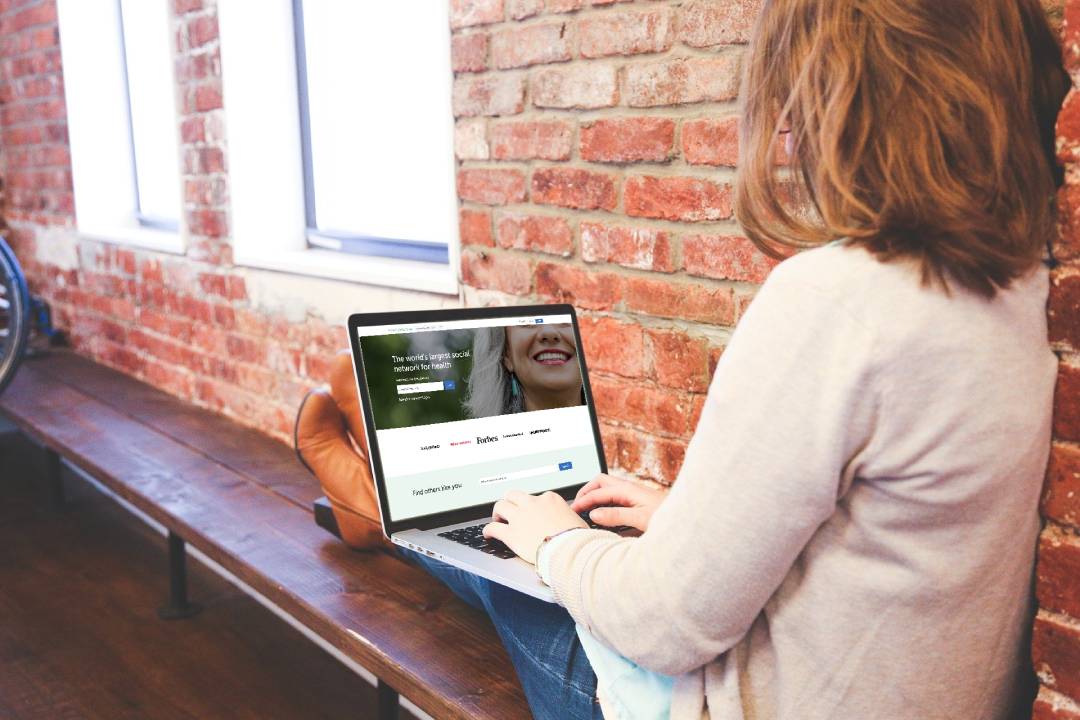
[483,490,587,564]
[571,474,667,533]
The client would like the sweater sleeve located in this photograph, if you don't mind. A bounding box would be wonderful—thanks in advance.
[545,260,882,675]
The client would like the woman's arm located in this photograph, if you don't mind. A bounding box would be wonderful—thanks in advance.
[544,261,882,676]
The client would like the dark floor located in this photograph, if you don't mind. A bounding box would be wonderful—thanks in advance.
[0,426,413,720]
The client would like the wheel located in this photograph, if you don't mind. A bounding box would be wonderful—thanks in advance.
[0,235,30,397]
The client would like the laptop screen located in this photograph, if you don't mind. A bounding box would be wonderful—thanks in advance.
[355,312,603,523]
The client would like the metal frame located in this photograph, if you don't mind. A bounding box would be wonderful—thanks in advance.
[290,0,449,266]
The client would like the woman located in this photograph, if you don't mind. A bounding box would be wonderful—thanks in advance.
[409,0,1070,718]
[464,323,585,418]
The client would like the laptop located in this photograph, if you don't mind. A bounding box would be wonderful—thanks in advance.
[347,304,608,602]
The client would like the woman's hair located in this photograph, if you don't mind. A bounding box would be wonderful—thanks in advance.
[464,327,524,419]
[735,0,1071,298]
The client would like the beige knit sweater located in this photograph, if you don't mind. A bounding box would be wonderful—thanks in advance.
[547,243,1056,719]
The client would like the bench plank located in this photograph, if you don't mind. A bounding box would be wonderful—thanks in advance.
[0,351,530,720]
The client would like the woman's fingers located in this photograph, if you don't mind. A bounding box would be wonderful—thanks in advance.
[588,505,643,530]
[483,520,509,542]
[574,476,605,500]
[503,489,532,506]
[574,473,624,500]
[571,487,625,512]
[491,498,521,524]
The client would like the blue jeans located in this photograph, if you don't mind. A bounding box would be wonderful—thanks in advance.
[404,550,603,720]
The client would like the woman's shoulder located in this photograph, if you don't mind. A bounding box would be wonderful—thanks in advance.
[759,240,906,315]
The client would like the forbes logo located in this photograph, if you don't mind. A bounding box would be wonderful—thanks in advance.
[476,435,499,444]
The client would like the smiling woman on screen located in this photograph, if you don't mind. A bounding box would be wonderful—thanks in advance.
[464,324,585,418]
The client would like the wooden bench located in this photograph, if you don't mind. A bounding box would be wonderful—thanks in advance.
[0,349,530,720]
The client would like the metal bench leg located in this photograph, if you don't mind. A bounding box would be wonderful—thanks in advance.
[158,531,202,620]
[377,680,399,720]
[45,447,63,508]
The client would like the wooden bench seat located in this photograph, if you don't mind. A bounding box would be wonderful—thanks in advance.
[0,350,529,720]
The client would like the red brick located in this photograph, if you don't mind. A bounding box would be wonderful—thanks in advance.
[1033,613,1080,700]
[600,422,643,473]
[683,234,780,283]
[180,116,205,144]
[1050,269,1080,351]
[1044,442,1080,528]
[496,213,573,255]
[580,222,674,272]
[460,248,533,295]
[139,310,194,343]
[185,147,225,174]
[186,208,227,237]
[650,436,688,484]
[453,75,526,117]
[580,117,674,163]
[507,0,544,19]
[186,14,218,48]
[578,7,673,58]
[457,168,527,205]
[625,175,732,222]
[591,377,696,436]
[1055,183,1080,262]
[1033,689,1080,720]
[451,32,488,73]
[1055,362,1080,443]
[535,262,623,309]
[176,51,219,84]
[623,275,736,325]
[459,208,495,247]
[174,0,203,13]
[624,55,742,107]
[1037,529,1080,618]
[226,334,267,364]
[531,64,619,109]
[116,249,136,276]
[491,22,571,69]
[184,177,228,206]
[192,84,223,112]
[1059,90,1080,164]
[579,315,645,378]
[548,0,583,12]
[450,0,504,28]
[682,116,739,166]
[226,276,246,301]
[532,167,617,210]
[707,344,725,376]
[455,118,489,160]
[646,328,710,392]
[10,3,56,32]
[491,120,573,160]
[677,0,763,47]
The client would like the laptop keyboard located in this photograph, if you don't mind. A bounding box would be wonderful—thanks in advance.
[437,512,624,560]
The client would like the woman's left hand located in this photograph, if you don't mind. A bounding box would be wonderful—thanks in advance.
[483,490,588,564]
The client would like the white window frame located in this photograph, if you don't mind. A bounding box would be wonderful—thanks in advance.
[217,0,460,296]
[57,0,184,254]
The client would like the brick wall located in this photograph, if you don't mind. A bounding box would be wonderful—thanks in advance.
[1035,1,1080,715]
[0,0,1077,714]
[452,0,768,485]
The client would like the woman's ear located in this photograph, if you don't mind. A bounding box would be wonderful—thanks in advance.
[502,355,513,373]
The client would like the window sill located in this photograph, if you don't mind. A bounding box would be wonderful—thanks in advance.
[235,247,459,296]
[77,224,185,254]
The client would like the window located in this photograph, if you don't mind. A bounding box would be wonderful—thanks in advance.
[57,0,183,252]
[218,0,459,294]
[294,1,454,264]
[118,0,181,232]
